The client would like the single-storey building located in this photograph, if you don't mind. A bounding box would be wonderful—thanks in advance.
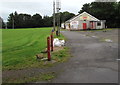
[61,12,106,30]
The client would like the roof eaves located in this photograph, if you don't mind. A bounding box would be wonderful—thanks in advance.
[65,11,101,23]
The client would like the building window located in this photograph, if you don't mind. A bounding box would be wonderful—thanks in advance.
[97,22,101,26]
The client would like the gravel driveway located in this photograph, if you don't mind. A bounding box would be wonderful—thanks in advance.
[51,29,119,83]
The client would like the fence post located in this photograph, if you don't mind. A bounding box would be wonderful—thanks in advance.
[51,34,53,51]
[47,36,51,61]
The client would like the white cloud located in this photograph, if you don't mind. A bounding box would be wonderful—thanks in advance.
[0,0,119,22]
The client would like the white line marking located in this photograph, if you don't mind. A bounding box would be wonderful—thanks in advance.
[116,59,120,61]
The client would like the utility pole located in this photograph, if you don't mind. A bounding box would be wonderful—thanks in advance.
[12,16,14,29]
[0,19,2,29]
[0,17,3,29]
[53,0,56,31]
[56,0,61,36]
[6,22,7,29]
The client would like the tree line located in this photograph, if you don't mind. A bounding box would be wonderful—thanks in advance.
[2,11,75,29]
[1,2,120,29]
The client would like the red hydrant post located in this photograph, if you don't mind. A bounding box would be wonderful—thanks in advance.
[47,36,51,61]
[51,34,53,51]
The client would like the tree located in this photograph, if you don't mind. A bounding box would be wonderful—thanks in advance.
[61,11,75,23]
[2,21,6,29]
[53,11,75,25]
[32,14,43,28]
[0,17,5,29]
[18,14,32,28]
[14,11,19,28]
[114,1,120,27]
[7,11,75,28]
[7,12,33,28]
[43,16,53,27]
[7,13,14,28]
[78,3,91,14]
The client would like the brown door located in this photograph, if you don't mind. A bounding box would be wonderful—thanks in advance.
[90,22,94,29]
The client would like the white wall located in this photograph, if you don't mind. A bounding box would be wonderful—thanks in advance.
[96,21,105,29]
[61,23,65,28]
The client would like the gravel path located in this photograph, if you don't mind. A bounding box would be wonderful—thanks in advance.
[51,29,119,83]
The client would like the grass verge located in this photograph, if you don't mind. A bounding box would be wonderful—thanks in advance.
[3,72,56,83]
[3,47,71,83]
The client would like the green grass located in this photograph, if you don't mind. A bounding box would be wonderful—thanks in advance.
[2,28,71,70]
[2,28,52,70]
[52,47,71,62]
[2,46,71,83]
[40,72,55,81]
[54,33,66,40]
[3,72,56,83]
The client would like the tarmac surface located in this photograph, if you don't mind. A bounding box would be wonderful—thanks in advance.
[51,29,119,83]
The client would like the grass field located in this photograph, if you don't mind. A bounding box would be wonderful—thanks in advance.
[2,28,68,70]
[2,28,53,70]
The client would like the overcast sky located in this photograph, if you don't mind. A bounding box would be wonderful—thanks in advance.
[0,0,119,22]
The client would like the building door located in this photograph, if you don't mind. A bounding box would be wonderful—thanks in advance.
[90,22,94,29]
[83,23,87,30]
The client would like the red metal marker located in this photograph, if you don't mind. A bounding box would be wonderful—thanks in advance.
[51,34,53,51]
[47,36,51,61]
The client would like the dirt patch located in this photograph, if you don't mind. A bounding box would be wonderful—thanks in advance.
[52,47,64,52]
